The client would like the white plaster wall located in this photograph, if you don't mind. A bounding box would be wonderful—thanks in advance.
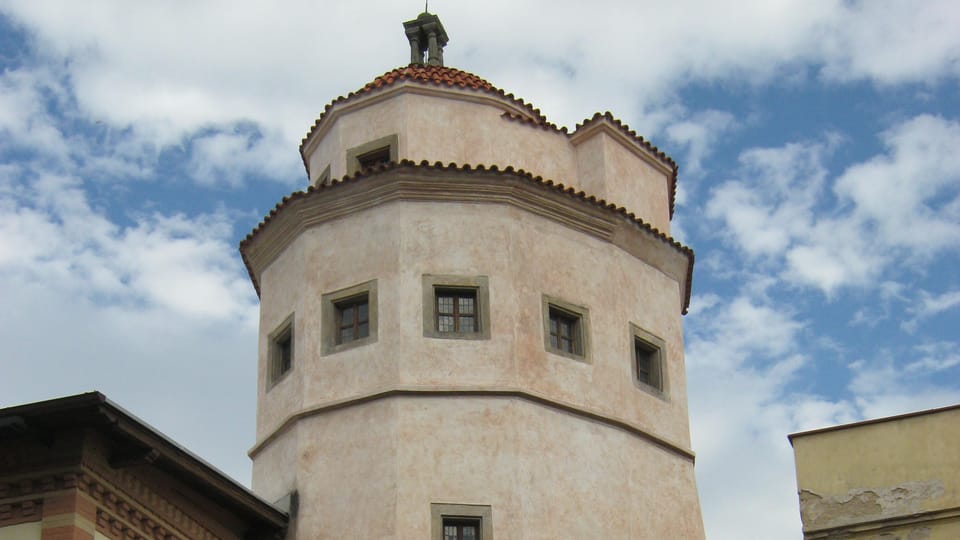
[302,85,674,232]
[600,133,672,232]
[254,201,691,448]
[254,396,704,539]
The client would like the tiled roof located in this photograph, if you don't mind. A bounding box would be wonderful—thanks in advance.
[298,66,680,219]
[240,160,694,314]
[298,64,553,159]
[573,112,679,218]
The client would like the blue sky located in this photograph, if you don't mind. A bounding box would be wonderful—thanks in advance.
[1,1,958,538]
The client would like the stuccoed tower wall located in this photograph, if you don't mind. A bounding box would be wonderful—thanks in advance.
[241,16,703,539]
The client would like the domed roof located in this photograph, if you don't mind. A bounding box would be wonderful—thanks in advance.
[298,64,552,156]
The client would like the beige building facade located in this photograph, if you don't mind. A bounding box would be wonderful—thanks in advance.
[244,11,704,539]
[790,404,960,539]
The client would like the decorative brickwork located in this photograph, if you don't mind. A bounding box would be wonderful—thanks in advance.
[0,497,43,527]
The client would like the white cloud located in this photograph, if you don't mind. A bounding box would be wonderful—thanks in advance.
[666,109,738,178]
[0,170,257,322]
[706,115,960,295]
[903,288,960,332]
[4,0,959,148]
[848,354,960,419]
[706,141,829,258]
[905,342,960,373]
[818,1,960,84]
[686,293,855,539]
[834,114,960,253]
[187,127,301,187]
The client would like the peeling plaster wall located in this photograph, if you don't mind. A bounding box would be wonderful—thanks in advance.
[791,407,960,539]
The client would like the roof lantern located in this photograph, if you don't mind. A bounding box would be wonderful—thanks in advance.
[403,10,448,66]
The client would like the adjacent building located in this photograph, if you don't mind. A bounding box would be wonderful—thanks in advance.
[0,392,286,540]
[790,404,960,539]
[242,10,704,539]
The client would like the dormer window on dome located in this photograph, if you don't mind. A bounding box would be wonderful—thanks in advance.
[403,11,448,66]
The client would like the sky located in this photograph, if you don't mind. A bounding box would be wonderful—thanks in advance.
[0,1,958,538]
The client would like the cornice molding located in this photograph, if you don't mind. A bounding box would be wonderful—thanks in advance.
[248,386,696,463]
[240,162,694,314]
[569,119,675,178]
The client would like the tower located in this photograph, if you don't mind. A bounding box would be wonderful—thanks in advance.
[242,11,704,539]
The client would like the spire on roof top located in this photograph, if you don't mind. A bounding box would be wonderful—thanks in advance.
[403,10,448,67]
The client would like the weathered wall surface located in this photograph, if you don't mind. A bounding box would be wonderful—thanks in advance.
[254,201,690,448]
[792,406,960,539]
[251,197,701,538]
[302,85,673,233]
[254,396,703,539]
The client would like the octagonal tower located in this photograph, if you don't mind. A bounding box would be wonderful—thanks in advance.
[242,11,703,539]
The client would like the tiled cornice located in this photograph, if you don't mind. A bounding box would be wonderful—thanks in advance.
[572,112,679,218]
[240,160,694,314]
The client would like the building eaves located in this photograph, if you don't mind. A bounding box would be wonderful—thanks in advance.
[572,112,679,219]
[0,392,289,531]
[787,402,960,444]
[240,160,695,314]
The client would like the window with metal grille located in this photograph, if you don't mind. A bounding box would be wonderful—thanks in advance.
[422,275,490,340]
[443,518,480,540]
[431,504,491,540]
[436,289,478,333]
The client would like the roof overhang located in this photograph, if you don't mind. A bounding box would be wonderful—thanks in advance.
[240,161,694,314]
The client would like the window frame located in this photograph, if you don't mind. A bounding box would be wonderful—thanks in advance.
[630,323,668,399]
[314,163,331,187]
[541,295,590,362]
[346,134,398,175]
[431,503,492,540]
[321,280,378,355]
[422,275,491,340]
[267,314,295,389]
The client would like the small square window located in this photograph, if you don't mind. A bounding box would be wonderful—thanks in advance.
[549,307,580,355]
[268,315,294,388]
[356,146,391,170]
[336,294,370,344]
[431,504,492,540]
[631,324,667,397]
[437,289,477,333]
[542,295,590,361]
[322,280,378,355]
[443,518,480,540]
[346,134,398,175]
[422,275,490,340]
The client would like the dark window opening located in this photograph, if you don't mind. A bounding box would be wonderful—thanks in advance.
[549,307,581,355]
[635,337,662,390]
[356,146,391,170]
[443,518,480,540]
[336,295,370,344]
